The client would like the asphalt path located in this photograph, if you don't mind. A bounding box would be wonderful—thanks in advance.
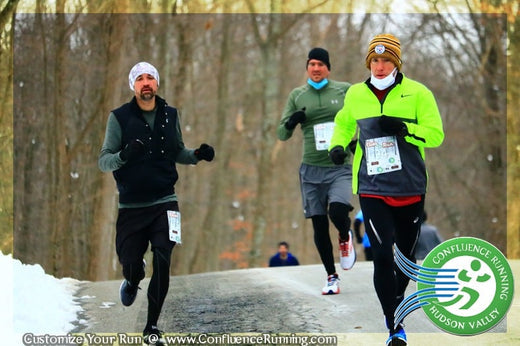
[74,261,519,345]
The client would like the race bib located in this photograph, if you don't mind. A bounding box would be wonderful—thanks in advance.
[313,122,335,151]
[167,210,182,244]
[365,136,402,175]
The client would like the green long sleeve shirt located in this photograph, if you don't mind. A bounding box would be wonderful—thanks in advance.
[277,80,351,167]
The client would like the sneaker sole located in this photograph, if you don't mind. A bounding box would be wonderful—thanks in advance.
[389,337,407,346]
[321,288,340,295]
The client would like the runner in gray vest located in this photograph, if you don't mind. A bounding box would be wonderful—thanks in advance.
[99,62,214,345]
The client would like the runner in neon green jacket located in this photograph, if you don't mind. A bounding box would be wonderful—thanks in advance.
[330,72,444,196]
[328,33,444,346]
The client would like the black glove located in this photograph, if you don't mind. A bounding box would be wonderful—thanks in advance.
[284,107,306,130]
[347,139,357,154]
[119,139,146,162]
[195,143,215,161]
[378,115,408,137]
[329,145,347,165]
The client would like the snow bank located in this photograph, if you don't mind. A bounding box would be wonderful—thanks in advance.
[1,251,82,344]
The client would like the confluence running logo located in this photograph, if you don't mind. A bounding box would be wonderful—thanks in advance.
[395,237,514,335]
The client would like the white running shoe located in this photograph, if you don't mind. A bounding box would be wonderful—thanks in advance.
[339,229,356,270]
[321,274,340,295]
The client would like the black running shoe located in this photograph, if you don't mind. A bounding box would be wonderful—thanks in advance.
[386,323,407,346]
[143,326,167,345]
[119,259,145,306]
[119,279,139,306]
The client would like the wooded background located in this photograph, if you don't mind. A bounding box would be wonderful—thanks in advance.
[0,0,518,281]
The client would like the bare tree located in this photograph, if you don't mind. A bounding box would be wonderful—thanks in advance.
[87,11,131,280]
[505,4,520,258]
[11,3,514,281]
[416,3,508,252]
[190,10,235,272]
[0,0,19,253]
[244,0,330,267]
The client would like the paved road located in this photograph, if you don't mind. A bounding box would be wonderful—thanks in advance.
[74,261,518,345]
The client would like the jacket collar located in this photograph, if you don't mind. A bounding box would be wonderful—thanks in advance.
[129,95,166,113]
[364,72,404,88]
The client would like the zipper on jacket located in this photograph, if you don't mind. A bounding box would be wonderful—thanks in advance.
[365,73,402,114]
[379,82,399,113]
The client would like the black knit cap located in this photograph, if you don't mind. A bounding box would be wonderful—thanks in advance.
[307,47,331,70]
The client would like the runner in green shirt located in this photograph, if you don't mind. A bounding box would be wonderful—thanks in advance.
[277,48,356,295]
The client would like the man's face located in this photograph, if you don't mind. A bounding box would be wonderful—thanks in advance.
[307,59,330,82]
[370,57,396,79]
[278,244,289,256]
[134,73,158,101]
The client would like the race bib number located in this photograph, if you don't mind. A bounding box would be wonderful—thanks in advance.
[167,210,182,244]
[313,122,335,151]
[365,136,402,175]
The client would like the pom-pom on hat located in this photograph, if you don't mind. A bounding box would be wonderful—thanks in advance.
[307,47,331,70]
[128,62,160,91]
[365,34,402,70]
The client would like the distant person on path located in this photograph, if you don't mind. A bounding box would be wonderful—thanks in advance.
[415,211,443,260]
[353,210,373,261]
[98,62,215,345]
[329,33,444,345]
[269,241,300,267]
[277,47,356,296]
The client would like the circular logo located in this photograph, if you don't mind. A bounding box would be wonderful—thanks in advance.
[375,44,386,54]
[418,237,514,335]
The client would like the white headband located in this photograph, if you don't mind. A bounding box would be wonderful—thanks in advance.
[128,62,160,91]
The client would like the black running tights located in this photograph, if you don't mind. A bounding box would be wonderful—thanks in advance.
[311,215,335,275]
[122,246,173,330]
[123,261,145,287]
[329,202,352,240]
[146,247,172,329]
[311,202,352,276]
[359,196,424,331]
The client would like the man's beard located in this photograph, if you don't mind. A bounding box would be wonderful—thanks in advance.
[139,89,156,101]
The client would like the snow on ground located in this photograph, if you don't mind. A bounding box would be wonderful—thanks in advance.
[1,251,82,345]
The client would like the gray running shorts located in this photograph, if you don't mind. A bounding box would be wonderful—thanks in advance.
[299,163,353,218]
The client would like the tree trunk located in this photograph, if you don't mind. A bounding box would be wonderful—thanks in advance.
[88,12,130,281]
[49,9,74,277]
[507,10,520,258]
[191,12,233,273]
[249,7,283,267]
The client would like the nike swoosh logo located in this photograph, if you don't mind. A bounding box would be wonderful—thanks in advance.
[401,94,412,98]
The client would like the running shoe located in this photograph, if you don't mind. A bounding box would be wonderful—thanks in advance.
[339,229,356,270]
[119,259,145,306]
[143,325,167,345]
[386,323,407,346]
[321,274,340,295]
[119,280,139,307]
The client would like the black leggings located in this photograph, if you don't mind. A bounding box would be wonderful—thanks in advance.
[311,202,352,276]
[359,196,424,330]
[146,247,172,329]
[122,246,173,330]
